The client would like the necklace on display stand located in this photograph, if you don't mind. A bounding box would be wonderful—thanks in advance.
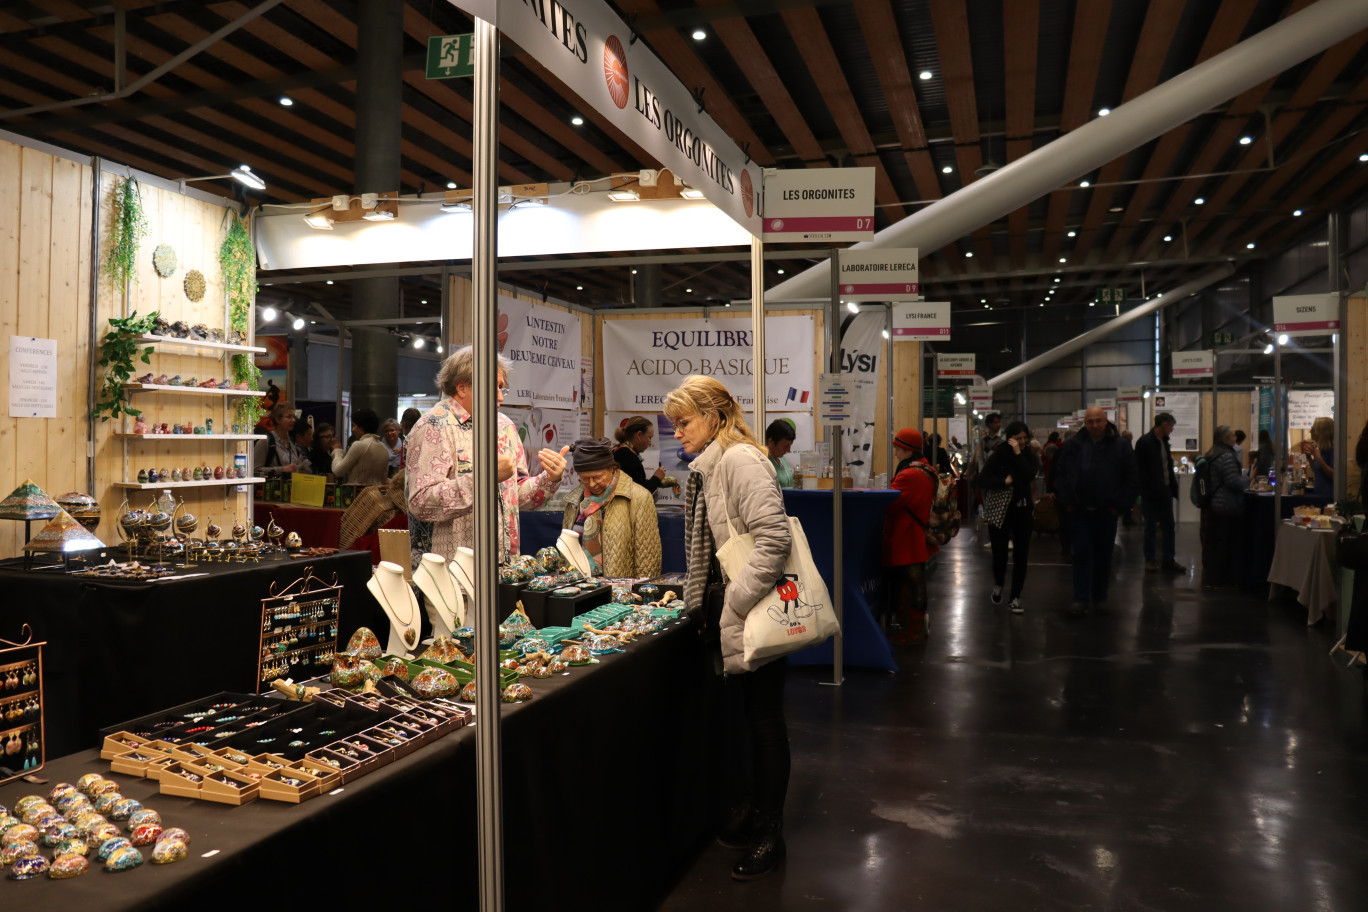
[367,561,419,655]
[415,553,462,638]
[448,546,476,600]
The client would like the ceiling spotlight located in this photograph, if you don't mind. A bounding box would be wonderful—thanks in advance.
[1143,391,1151,399]
[1263,343,1274,355]
[412,337,425,350]
[1359,153,1368,162]
[304,212,334,229]
[1194,197,1205,205]
[1246,242,1255,249]
[1067,230,1077,238]
[1079,180,1090,188]
[1089,301,1095,307]
[326,280,334,285]
[291,316,305,331]
[941,165,953,174]
[631,269,638,275]
[1277,333,1289,345]
[230,165,266,191]
[686,288,692,293]
[777,268,785,275]
[1239,136,1252,145]
[1098,108,1111,117]
[691,28,706,40]
[608,188,640,202]
[576,285,584,291]
[919,70,933,81]
[881,329,890,340]
[571,115,584,126]
[1293,209,1303,216]
[680,187,706,199]
[1059,257,1067,263]
[847,301,859,314]
[261,307,277,322]
[279,96,293,106]
[983,303,989,309]
[981,298,987,303]
[1109,206,1123,212]
[1163,235,1173,242]
[964,251,973,258]
[1040,302,1045,307]
[436,344,444,354]
[1053,278,1060,283]
[447,181,457,189]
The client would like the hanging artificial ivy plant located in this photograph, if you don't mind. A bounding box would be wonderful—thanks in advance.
[219,211,265,427]
[104,177,149,290]
[91,311,160,422]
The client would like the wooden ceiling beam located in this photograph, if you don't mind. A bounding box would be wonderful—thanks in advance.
[928,0,992,269]
[1001,0,1039,267]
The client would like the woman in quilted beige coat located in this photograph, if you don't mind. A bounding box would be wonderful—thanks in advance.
[561,437,662,579]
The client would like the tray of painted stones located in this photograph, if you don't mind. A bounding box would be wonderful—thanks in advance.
[0,775,192,881]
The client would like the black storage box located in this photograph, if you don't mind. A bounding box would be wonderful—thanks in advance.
[544,584,613,627]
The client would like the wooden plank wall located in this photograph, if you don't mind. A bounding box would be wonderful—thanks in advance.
[91,169,245,545]
[1346,294,1366,495]
[0,137,93,559]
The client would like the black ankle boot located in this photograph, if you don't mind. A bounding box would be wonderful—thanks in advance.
[716,806,753,849]
[731,814,785,881]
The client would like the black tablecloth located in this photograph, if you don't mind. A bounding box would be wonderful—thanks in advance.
[1243,492,1333,590]
[0,551,378,757]
[0,621,722,911]
[521,507,687,572]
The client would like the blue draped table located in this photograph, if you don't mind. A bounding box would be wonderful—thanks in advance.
[782,489,899,672]
[520,507,687,573]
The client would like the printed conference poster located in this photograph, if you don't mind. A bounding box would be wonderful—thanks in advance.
[497,295,581,408]
[601,314,815,412]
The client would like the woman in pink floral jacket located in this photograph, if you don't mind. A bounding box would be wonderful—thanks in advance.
[406,347,568,563]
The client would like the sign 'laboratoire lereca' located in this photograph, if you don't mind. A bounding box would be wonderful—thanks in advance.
[601,315,815,412]
[838,249,920,302]
[473,0,764,236]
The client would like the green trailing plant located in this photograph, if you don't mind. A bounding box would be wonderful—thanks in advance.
[104,177,149,289]
[92,311,160,422]
[220,212,265,427]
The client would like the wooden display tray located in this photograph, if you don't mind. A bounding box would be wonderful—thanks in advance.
[258,767,321,803]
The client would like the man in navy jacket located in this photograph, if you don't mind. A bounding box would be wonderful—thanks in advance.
[1054,407,1139,615]
[1133,412,1186,573]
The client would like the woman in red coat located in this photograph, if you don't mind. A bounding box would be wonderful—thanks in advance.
[883,428,938,643]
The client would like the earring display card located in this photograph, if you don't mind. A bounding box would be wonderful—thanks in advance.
[0,625,46,785]
[258,567,343,691]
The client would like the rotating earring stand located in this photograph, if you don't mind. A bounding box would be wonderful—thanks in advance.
[258,567,342,692]
[0,624,46,785]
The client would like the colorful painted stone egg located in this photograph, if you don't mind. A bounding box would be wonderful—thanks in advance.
[560,644,592,665]
[16,798,51,820]
[285,531,302,549]
[500,658,520,671]
[93,792,124,815]
[72,811,106,835]
[530,664,554,679]
[104,845,144,872]
[43,822,79,846]
[158,827,189,845]
[548,659,569,674]
[501,683,534,703]
[76,773,104,792]
[498,566,525,585]
[151,838,187,864]
[46,783,77,803]
[346,627,382,660]
[420,634,464,664]
[110,798,142,821]
[459,681,477,702]
[127,808,161,829]
[410,666,460,698]
[1,823,39,846]
[130,823,163,846]
[329,651,366,689]
[536,546,568,574]
[48,853,89,879]
[0,839,39,864]
[382,657,411,680]
[53,838,88,858]
[97,836,132,861]
[85,822,121,848]
[360,660,384,682]
[7,853,48,879]
[56,795,88,816]
[89,778,120,797]
[35,812,64,831]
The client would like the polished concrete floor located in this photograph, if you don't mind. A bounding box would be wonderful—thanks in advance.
[660,522,1368,911]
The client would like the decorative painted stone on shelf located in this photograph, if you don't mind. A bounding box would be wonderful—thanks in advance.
[76,774,104,793]
[2,822,40,846]
[53,838,88,858]
[0,838,39,864]
[130,823,163,846]
[72,813,106,838]
[126,808,161,830]
[560,644,592,665]
[548,658,569,674]
[97,836,132,862]
[214,465,224,480]
[552,586,580,597]
[420,635,464,664]
[285,531,302,550]
[137,469,149,484]
[109,798,142,821]
[190,323,209,340]
[104,844,144,872]
[7,853,48,879]
[410,666,460,698]
[346,627,382,661]
[171,468,182,482]
[33,811,63,830]
[48,852,89,879]
[56,795,89,817]
[530,664,553,679]
[43,823,79,846]
[536,546,568,574]
[158,827,189,845]
[151,837,187,864]
[191,467,202,481]
[85,822,120,849]
[93,793,123,815]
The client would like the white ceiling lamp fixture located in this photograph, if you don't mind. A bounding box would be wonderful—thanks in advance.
[1277,333,1289,345]
[777,268,785,275]
[607,188,641,202]
[1058,257,1067,263]
[882,329,890,340]
[691,28,706,40]
[412,337,425,350]
[1194,197,1205,205]
[685,288,693,293]
[941,165,953,174]
[919,70,933,81]
[1239,136,1252,145]
[279,96,294,107]
[1143,390,1151,399]
[1053,277,1060,283]
[1263,343,1274,355]
[1359,153,1368,162]
[1163,234,1173,242]
[325,280,334,285]
[231,165,266,190]
[964,251,973,258]
[303,209,334,230]
[1293,209,1303,216]
[679,187,706,199]
[1098,107,1111,117]
[260,307,277,322]
[847,301,859,314]
[571,115,584,126]
[955,392,966,404]
[1079,180,1090,188]
[576,285,584,291]
[1067,230,1077,237]
[1246,242,1256,249]
[436,344,444,354]
[446,181,458,189]
[291,316,305,330]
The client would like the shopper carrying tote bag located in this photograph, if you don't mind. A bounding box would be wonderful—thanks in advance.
[667,375,797,882]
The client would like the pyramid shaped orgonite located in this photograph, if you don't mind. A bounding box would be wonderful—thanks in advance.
[23,509,105,552]
[0,479,61,521]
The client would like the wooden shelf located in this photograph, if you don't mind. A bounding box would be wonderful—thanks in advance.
[122,383,263,397]
[113,434,267,441]
[112,477,266,490]
[140,333,267,355]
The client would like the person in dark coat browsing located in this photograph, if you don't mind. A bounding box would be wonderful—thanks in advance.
[1133,412,1186,573]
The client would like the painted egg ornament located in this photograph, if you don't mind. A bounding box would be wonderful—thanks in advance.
[48,853,89,879]
[151,838,187,864]
[16,797,50,818]
[104,845,144,872]
[1,823,39,846]
[158,827,190,845]
[35,812,64,831]
[536,546,567,574]
[110,798,142,821]
[57,795,89,816]
[420,635,464,664]
[47,783,77,803]
[72,811,106,836]
[548,659,569,673]
[560,644,592,665]
[459,681,477,703]
[382,657,411,680]
[285,531,302,549]
[409,666,460,698]
[530,664,554,679]
[500,658,520,671]
[130,823,164,846]
[7,853,48,879]
[89,778,120,797]
[86,822,121,848]
[346,627,382,661]
[43,822,79,846]
[76,773,105,792]
[94,792,124,814]
[127,808,161,829]
[501,683,534,703]
[97,836,132,861]
[1,839,39,864]
[54,838,89,858]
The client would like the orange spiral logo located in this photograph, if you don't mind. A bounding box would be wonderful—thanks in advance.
[741,169,754,218]
[603,35,629,110]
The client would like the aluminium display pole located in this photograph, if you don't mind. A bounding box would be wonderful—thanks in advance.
[885,305,894,482]
[1274,344,1283,524]
[1329,210,1346,504]
[931,346,939,466]
[752,235,766,438]
[829,250,844,686]
[471,17,505,912]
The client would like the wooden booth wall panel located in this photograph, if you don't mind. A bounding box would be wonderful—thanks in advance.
[91,173,246,545]
[1347,296,1367,484]
[0,137,93,559]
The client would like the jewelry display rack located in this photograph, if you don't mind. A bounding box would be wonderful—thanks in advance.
[0,624,46,785]
[258,567,342,692]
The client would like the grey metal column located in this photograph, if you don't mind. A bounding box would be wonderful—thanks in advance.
[632,263,663,308]
[1330,210,1346,503]
[752,236,766,437]
[767,0,1368,304]
[1274,347,1283,522]
[828,251,843,686]
[471,17,505,912]
[349,0,403,420]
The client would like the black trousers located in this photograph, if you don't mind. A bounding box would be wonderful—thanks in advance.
[724,656,791,819]
[1201,510,1242,586]
[989,502,1034,600]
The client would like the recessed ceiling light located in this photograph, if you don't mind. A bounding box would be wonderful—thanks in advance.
[1239,136,1252,145]
[412,337,425,349]
[1098,108,1111,117]
[983,303,989,309]
[1194,197,1205,205]
[941,165,953,174]
[326,280,334,285]
[964,251,973,258]
[1246,242,1255,249]
[279,96,293,106]
[1359,153,1368,162]
[919,70,933,81]
[436,345,443,354]
[420,299,427,304]
[1067,230,1077,237]
[1163,235,1173,242]
[576,285,584,291]
[571,116,584,126]
[1040,302,1045,307]
[447,181,457,189]
[691,28,706,40]
[1292,209,1303,216]
[1089,301,1095,307]
[980,298,987,303]
[1053,278,1060,283]
[261,307,277,322]
[686,288,692,293]
[1059,257,1067,263]
[776,268,785,275]
[1079,181,1090,188]
[291,316,306,330]
[1109,206,1122,212]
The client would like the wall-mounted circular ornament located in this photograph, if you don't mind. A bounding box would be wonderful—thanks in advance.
[183,269,206,302]
[152,244,178,278]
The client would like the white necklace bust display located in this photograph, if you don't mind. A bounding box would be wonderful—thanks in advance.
[448,546,476,602]
[367,560,420,656]
[557,528,593,577]
[414,552,463,638]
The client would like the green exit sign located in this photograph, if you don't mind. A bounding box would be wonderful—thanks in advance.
[427,34,474,79]
[1095,287,1127,305]
[1212,331,1235,346]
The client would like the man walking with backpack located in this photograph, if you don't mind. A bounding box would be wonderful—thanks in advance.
[1053,407,1138,616]
[1134,412,1186,573]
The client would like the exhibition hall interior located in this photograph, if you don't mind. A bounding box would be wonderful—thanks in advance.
[1,0,1367,908]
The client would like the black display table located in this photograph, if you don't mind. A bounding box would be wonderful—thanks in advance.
[0,621,722,912]
[0,551,378,757]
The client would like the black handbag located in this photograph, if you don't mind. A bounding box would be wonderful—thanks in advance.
[1336,523,1368,570]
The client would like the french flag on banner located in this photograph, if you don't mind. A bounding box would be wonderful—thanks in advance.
[786,387,797,404]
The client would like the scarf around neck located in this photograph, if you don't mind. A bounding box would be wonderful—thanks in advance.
[574,472,619,575]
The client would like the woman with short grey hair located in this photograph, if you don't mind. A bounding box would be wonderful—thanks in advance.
[436,346,513,399]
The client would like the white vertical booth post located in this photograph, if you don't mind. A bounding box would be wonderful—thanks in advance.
[828,251,844,686]
[929,345,939,467]
[885,306,895,481]
[1330,210,1347,504]
[470,17,505,912]
[752,236,766,436]
[1274,344,1283,522]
